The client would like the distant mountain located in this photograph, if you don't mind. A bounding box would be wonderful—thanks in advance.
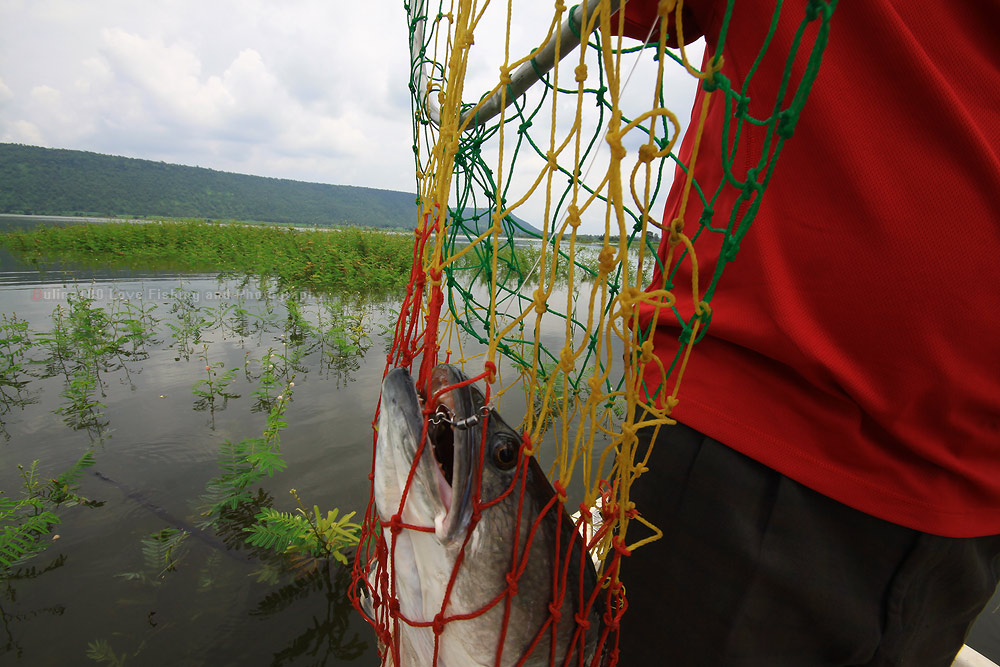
[0,143,422,229]
[0,144,549,236]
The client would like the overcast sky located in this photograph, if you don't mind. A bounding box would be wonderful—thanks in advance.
[0,0,702,230]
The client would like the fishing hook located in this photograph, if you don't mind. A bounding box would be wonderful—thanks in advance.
[428,404,492,430]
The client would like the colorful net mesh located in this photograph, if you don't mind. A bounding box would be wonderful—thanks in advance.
[351,1,837,664]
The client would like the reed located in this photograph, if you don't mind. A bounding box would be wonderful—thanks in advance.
[1,220,415,293]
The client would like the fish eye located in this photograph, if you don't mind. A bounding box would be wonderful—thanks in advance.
[492,435,519,470]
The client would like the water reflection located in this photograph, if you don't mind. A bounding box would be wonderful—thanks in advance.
[0,264,387,665]
[252,564,369,665]
[1,555,68,659]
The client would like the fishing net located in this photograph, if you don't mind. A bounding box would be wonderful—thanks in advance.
[351,0,837,663]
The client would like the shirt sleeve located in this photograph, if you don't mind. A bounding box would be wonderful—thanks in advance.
[618,0,706,46]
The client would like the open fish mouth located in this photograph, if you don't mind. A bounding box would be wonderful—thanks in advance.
[372,364,603,665]
[377,364,479,542]
[423,364,478,542]
[425,387,457,499]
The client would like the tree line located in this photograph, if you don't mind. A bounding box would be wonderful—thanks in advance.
[0,144,659,243]
[0,143,418,229]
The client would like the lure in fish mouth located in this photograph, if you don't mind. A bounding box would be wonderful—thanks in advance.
[370,364,600,666]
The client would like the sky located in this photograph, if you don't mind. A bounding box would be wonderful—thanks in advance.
[0,0,703,232]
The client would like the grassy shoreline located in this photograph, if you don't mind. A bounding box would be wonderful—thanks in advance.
[1,219,415,292]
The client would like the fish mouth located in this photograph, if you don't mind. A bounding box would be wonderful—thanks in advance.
[377,364,478,543]
[424,364,477,542]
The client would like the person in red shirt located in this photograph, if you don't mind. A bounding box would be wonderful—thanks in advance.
[616,1,1000,664]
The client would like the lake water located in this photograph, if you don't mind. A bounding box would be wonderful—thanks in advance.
[1,215,998,666]
[0,217,390,665]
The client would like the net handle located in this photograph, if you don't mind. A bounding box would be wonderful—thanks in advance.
[411,0,625,129]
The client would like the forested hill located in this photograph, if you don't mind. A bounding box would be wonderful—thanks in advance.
[0,143,419,228]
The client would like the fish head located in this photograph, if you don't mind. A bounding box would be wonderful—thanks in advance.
[424,363,523,542]
[375,363,521,544]
[373,364,601,665]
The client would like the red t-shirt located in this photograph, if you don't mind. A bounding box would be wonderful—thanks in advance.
[622,0,1000,537]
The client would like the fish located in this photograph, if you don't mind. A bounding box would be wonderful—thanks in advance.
[367,363,601,666]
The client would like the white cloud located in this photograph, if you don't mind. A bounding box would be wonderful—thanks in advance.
[0,78,12,107]
[2,120,43,145]
[0,0,700,214]
[99,28,235,128]
[73,57,113,95]
[0,0,417,189]
[30,84,61,105]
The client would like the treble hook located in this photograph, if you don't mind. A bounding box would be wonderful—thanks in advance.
[428,404,493,430]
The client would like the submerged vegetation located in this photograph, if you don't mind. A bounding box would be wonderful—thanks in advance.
[0,452,97,573]
[1,282,367,559]
[0,277,376,662]
[1,220,415,292]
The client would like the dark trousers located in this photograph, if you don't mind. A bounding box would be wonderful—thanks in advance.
[616,421,1000,666]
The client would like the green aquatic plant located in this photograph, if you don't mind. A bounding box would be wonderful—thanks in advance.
[43,288,153,438]
[56,361,107,434]
[201,436,288,517]
[319,298,369,356]
[227,295,256,342]
[191,345,240,426]
[248,347,294,413]
[376,304,402,354]
[117,528,190,584]
[312,297,372,387]
[106,290,160,356]
[0,501,58,574]
[201,372,294,520]
[1,220,415,293]
[0,452,96,574]
[0,275,383,662]
[144,528,189,575]
[283,294,312,345]
[199,349,361,572]
[164,287,212,359]
[278,333,309,378]
[36,303,72,379]
[245,494,361,566]
[43,452,100,507]
[0,313,39,441]
[226,285,282,345]
[86,639,128,667]
[63,289,136,367]
[0,313,33,386]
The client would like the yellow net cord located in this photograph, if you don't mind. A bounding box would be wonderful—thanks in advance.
[352,0,838,663]
[412,0,710,563]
